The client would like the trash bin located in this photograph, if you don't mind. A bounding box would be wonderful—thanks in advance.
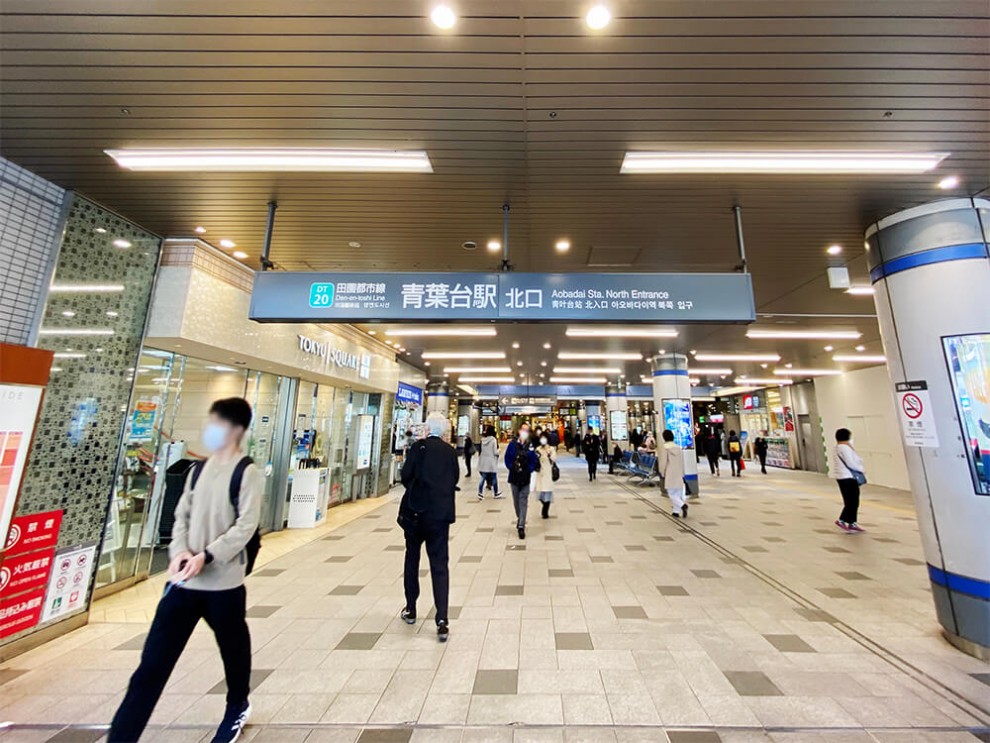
[159,459,198,542]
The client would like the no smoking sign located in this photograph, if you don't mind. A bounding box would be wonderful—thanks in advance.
[895,381,939,448]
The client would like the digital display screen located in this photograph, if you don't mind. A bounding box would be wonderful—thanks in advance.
[662,398,694,449]
[943,334,990,495]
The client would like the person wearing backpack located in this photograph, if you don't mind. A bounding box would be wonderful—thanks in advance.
[535,433,558,519]
[833,427,867,533]
[109,397,262,743]
[727,430,743,477]
[504,424,538,539]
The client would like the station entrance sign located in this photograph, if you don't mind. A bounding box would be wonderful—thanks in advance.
[250,272,756,323]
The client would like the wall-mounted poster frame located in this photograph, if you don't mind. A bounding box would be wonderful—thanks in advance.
[942,333,990,495]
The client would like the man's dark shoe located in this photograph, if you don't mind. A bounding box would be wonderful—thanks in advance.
[681,504,688,518]
[212,700,251,743]
[401,608,416,624]
[437,620,450,643]
[518,527,526,540]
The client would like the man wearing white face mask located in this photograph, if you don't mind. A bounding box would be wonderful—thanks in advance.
[110,397,262,743]
[505,424,538,539]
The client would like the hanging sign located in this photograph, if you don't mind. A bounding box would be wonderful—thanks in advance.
[895,381,939,448]
[251,272,756,323]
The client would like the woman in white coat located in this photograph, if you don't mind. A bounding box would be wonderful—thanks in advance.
[535,434,557,519]
[477,425,502,500]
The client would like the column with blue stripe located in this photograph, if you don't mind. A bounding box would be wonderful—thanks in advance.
[651,353,700,496]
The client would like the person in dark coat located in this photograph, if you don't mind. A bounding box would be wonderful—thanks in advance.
[398,413,459,642]
[703,427,722,476]
[727,430,743,477]
[584,430,601,481]
[463,433,474,477]
[754,434,769,474]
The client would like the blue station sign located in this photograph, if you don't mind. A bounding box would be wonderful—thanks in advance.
[250,271,755,323]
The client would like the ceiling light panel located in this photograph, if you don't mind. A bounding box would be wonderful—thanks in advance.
[443,366,512,373]
[693,353,781,362]
[773,369,842,376]
[550,376,608,384]
[685,368,734,375]
[620,150,948,174]
[846,287,875,295]
[558,352,643,360]
[833,354,887,363]
[422,351,506,359]
[553,367,622,374]
[457,376,515,383]
[746,329,862,340]
[106,148,434,173]
[385,328,496,337]
[734,377,793,386]
[565,328,678,338]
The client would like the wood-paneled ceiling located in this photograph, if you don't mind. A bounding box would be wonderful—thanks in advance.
[2,0,988,381]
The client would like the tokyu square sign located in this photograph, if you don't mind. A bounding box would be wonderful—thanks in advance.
[250,272,755,323]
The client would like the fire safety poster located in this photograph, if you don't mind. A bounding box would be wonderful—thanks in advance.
[41,543,97,623]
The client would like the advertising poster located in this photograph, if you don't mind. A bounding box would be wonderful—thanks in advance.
[0,587,46,641]
[609,410,629,441]
[355,414,375,470]
[0,548,55,598]
[41,544,97,623]
[662,399,695,449]
[130,399,159,442]
[943,334,990,495]
[457,415,469,438]
[0,384,44,553]
[4,509,63,557]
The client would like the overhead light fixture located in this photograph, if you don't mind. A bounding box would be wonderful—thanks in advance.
[565,327,678,338]
[219,239,236,249]
[38,328,114,336]
[585,4,612,29]
[773,369,842,376]
[540,361,548,367]
[558,352,643,360]
[512,341,520,349]
[833,354,886,363]
[113,239,132,249]
[937,175,960,190]
[105,148,434,173]
[855,345,867,352]
[846,286,875,295]
[458,376,516,384]
[693,353,781,362]
[194,226,207,234]
[385,328,496,337]
[734,377,793,386]
[50,284,125,293]
[422,351,506,359]
[206,365,238,373]
[348,241,362,248]
[824,345,834,352]
[554,367,622,374]
[746,329,861,340]
[551,376,608,384]
[516,361,523,367]
[620,150,948,174]
[53,352,87,359]
[555,239,571,252]
[430,4,457,29]
[367,330,376,335]
[685,367,733,375]
[826,244,843,256]
[443,366,511,373]
[232,250,249,260]
[542,342,551,349]
[712,385,758,396]
[487,239,501,252]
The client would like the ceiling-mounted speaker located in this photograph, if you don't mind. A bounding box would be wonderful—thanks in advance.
[827,267,851,289]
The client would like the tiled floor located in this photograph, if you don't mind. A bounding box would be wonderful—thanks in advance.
[1,456,989,743]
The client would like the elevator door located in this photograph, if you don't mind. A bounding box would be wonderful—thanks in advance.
[799,414,824,474]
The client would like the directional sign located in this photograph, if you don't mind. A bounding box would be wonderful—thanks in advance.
[895,381,939,448]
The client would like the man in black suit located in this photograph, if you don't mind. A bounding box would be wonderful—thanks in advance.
[398,413,459,642]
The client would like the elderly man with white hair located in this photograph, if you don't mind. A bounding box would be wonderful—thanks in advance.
[397,413,459,642]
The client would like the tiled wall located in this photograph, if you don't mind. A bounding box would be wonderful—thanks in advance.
[0,158,66,345]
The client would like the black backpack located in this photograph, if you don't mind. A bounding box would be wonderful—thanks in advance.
[190,456,261,575]
[509,445,531,486]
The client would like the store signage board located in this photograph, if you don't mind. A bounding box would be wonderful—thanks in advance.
[0,586,46,641]
[0,385,45,553]
[396,382,424,406]
[251,272,756,323]
[895,381,940,448]
[5,509,63,557]
[0,547,55,598]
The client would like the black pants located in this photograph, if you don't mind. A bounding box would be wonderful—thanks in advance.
[707,454,720,474]
[403,520,450,624]
[109,585,251,743]
[837,478,861,524]
[587,458,598,480]
[758,454,767,474]
[730,455,742,476]
[464,454,472,477]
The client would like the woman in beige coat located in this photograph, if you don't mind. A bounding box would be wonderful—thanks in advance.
[535,434,557,519]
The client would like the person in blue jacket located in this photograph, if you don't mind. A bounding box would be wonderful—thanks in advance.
[504,423,539,540]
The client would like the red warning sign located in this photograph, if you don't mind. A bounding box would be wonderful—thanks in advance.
[901,392,924,420]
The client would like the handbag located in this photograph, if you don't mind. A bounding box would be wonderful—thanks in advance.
[551,461,560,482]
[837,449,867,486]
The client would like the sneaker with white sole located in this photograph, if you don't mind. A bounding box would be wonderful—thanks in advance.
[847,523,866,533]
[835,519,852,532]
[211,700,251,743]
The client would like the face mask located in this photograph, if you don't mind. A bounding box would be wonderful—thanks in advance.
[540,437,548,445]
[202,422,230,453]
[519,430,530,442]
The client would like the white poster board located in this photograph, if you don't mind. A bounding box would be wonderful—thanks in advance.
[41,543,97,623]
[895,381,940,448]
[609,410,629,441]
[355,414,375,470]
[0,384,44,548]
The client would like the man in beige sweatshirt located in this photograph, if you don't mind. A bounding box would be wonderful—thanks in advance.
[109,397,262,743]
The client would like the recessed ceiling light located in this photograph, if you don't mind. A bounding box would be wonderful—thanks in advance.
[542,342,552,349]
[516,360,523,367]
[113,239,132,249]
[694,353,781,362]
[512,342,520,349]
[937,175,960,190]
[760,363,768,369]
[585,4,612,29]
[422,351,506,359]
[555,239,571,252]
[824,345,834,352]
[443,366,512,373]
[620,150,949,174]
[106,148,434,173]
[94,227,107,234]
[348,241,361,248]
[385,340,394,346]
[232,250,249,260]
[550,376,608,384]
[747,329,861,340]
[846,286,875,295]
[540,361,547,367]
[487,239,501,252]
[826,244,843,255]
[219,239,236,249]
[565,327,678,338]
[855,345,866,352]
[785,363,793,368]
[834,354,886,363]
[194,226,207,234]
[558,352,643,360]
[424,361,431,366]
[368,330,376,335]
[430,4,456,29]
[386,328,496,337]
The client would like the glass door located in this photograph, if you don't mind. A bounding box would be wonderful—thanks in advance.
[245,370,286,533]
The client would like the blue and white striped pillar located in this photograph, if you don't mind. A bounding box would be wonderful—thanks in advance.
[651,353,699,496]
[426,380,450,416]
[866,196,990,659]
[605,382,628,446]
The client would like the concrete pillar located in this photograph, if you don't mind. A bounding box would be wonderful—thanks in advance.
[456,399,480,444]
[652,353,699,496]
[605,383,629,446]
[866,196,990,659]
[426,380,450,416]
